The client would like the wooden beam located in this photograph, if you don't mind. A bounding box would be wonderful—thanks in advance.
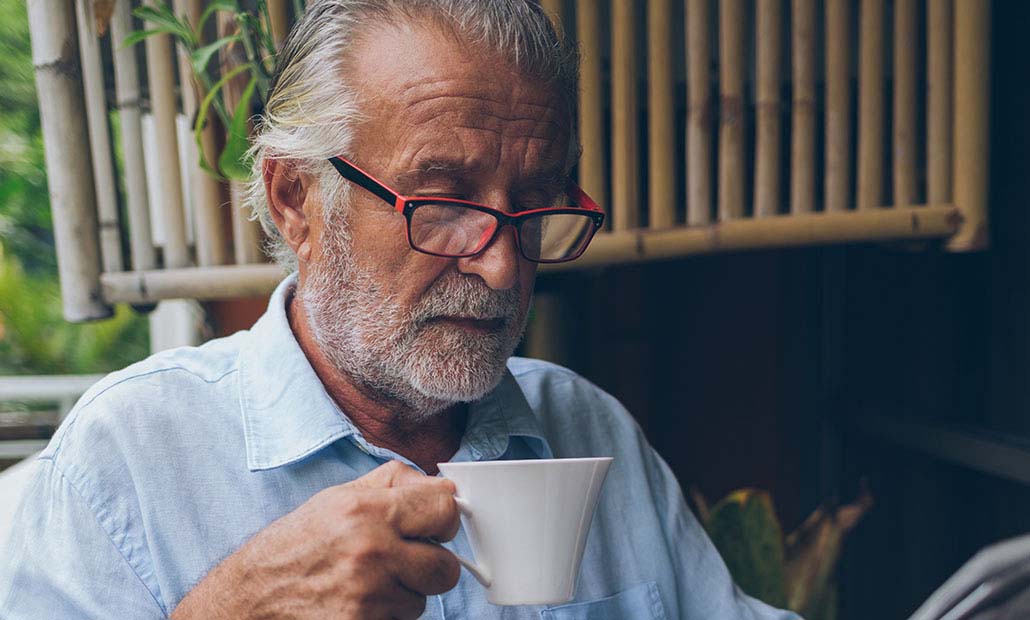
[102,264,285,304]
[648,0,677,228]
[687,0,713,225]
[544,205,961,271]
[927,0,953,205]
[790,0,816,214]
[857,0,885,209]
[894,0,918,206]
[612,0,640,231]
[948,0,990,251]
[576,0,607,215]
[719,0,746,220]
[100,207,960,302]
[755,0,782,217]
[825,0,851,212]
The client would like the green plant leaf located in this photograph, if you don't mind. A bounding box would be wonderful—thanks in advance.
[707,489,789,609]
[190,34,240,75]
[120,28,163,49]
[193,62,253,177]
[198,0,239,31]
[218,76,258,181]
[133,4,195,47]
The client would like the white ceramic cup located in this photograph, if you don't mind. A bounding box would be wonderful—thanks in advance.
[437,457,613,606]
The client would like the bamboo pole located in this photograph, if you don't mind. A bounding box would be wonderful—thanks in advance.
[75,0,123,273]
[174,0,229,267]
[102,206,962,302]
[927,0,953,205]
[268,0,291,46]
[719,0,745,220]
[110,0,156,272]
[611,0,639,231]
[948,0,990,251]
[26,1,110,321]
[230,182,263,263]
[755,0,782,218]
[791,0,815,214]
[648,0,676,229]
[894,0,918,206]
[687,0,712,226]
[102,264,285,304]
[144,2,191,268]
[825,0,851,212]
[576,0,606,217]
[857,0,884,209]
[219,13,264,264]
[544,205,961,272]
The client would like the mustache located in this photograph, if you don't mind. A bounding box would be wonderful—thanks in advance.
[409,272,522,324]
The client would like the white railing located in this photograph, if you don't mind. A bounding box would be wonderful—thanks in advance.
[0,374,103,460]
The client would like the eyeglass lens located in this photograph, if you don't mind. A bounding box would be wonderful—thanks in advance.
[408,203,596,262]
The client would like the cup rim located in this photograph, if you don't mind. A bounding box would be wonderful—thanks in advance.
[437,456,613,469]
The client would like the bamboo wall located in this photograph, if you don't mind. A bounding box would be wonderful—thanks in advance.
[544,0,987,271]
[27,0,990,319]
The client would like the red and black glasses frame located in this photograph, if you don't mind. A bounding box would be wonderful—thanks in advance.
[328,156,605,264]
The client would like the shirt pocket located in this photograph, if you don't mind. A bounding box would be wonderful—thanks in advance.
[539,581,667,620]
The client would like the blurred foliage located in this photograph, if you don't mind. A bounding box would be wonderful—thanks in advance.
[692,486,873,620]
[0,0,53,274]
[127,0,280,180]
[0,0,148,375]
[705,490,789,608]
[0,249,149,374]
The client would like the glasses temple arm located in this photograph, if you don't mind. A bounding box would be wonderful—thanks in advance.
[329,157,398,205]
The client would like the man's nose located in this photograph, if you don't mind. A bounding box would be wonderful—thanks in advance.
[456,224,521,290]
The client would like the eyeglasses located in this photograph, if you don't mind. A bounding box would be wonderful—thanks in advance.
[328,156,605,264]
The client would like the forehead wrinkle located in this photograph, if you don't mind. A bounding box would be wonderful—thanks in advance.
[403,95,563,133]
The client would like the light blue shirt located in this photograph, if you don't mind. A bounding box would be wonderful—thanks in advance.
[0,274,799,619]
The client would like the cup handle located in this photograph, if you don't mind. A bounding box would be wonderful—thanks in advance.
[450,497,492,588]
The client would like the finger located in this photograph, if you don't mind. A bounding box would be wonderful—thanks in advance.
[385,485,461,541]
[393,539,462,596]
[349,460,429,490]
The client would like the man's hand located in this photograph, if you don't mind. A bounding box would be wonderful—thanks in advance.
[171,460,463,620]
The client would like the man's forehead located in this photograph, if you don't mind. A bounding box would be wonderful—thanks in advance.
[348,19,568,125]
[346,20,573,180]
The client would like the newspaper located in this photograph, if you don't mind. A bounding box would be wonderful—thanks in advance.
[908,533,1030,620]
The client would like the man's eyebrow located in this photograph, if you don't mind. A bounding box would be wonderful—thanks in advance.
[519,169,568,189]
[394,159,569,192]
[395,160,477,187]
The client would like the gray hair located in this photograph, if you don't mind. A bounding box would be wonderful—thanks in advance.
[245,0,580,271]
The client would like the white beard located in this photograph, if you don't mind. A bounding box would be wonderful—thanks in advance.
[297,226,530,420]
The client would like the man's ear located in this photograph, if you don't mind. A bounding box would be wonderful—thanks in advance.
[264,159,313,262]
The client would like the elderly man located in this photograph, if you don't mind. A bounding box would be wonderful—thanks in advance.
[0,1,798,619]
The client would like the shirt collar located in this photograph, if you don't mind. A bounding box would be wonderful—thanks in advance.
[238,273,358,471]
[237,273,552,472]
[460,370,553,462]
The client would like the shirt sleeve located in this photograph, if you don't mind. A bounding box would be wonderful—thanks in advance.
[644,447,804,620]
[0,458,167,619]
